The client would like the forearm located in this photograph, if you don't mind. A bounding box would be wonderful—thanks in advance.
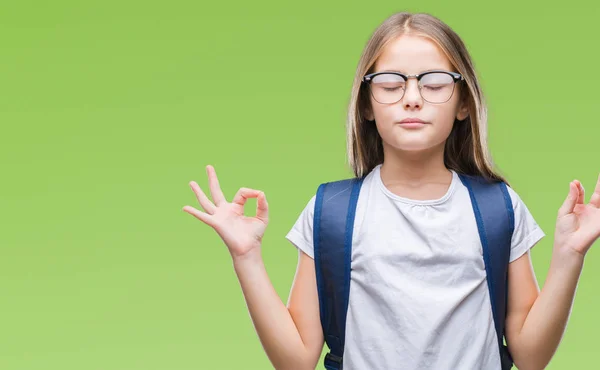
[513,246,584,369]
[232,249,311,370]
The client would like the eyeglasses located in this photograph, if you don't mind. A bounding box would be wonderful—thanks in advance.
[362,70,464,104]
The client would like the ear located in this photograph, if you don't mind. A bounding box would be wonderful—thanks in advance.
[456,99,469,121]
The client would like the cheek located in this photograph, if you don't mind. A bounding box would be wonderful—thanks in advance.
[432,100,462,128]
[370,101,395,122]
[437,108,459,129]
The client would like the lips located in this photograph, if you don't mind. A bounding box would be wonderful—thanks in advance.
[397,118,429,129]
[398,118,428,124]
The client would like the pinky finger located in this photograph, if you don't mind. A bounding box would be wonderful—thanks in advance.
[182,205,215,227]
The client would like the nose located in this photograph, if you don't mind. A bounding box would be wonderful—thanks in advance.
[402,78,423,109]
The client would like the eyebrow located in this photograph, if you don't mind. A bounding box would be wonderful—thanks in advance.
[376,68,449,74]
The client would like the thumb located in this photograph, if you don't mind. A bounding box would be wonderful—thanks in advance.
[558,181,578,218]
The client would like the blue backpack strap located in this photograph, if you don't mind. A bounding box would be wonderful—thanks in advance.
[313,176,364,370]
[458,174,515,370]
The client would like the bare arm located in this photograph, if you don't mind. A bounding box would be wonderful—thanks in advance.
[506,177,600,370]
[505,249,582,370]
[285,249,325,366]
[233,248,324,370]
[183,165,323,370]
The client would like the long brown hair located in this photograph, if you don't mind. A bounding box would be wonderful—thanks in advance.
[346,12,509,185]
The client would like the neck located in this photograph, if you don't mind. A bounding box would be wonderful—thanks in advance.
[379,143,451,187]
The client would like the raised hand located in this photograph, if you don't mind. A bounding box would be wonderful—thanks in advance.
[182,165,269,260]
[555,173,600,257]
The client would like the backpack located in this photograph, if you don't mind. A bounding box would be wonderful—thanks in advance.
[313,173,515,370]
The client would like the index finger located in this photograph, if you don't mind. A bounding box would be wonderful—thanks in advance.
[207,165,227,205]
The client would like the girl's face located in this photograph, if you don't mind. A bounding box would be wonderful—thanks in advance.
[365,34,469,153]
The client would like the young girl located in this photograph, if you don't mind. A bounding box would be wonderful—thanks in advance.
[183,12,600,370]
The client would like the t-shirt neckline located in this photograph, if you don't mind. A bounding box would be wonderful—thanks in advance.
[374,164,458,205]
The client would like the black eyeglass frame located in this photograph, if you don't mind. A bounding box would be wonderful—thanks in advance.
[362,70,465,104]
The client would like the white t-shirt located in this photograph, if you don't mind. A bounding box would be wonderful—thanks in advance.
[285,164,545,370]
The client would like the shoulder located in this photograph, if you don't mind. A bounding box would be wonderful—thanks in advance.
[504,184,528,213]
[298,194,317,218]
[317,176,365,190]
[458,173,523,209]
[503,184,545,261]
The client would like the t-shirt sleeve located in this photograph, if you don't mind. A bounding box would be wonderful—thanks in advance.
[506,186,546,263]
[285,195,316,259]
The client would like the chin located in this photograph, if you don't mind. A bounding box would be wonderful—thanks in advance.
[384,137,446,153]
[396,143,437,152]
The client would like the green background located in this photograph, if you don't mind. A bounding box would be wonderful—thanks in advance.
[1,1,599,369]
